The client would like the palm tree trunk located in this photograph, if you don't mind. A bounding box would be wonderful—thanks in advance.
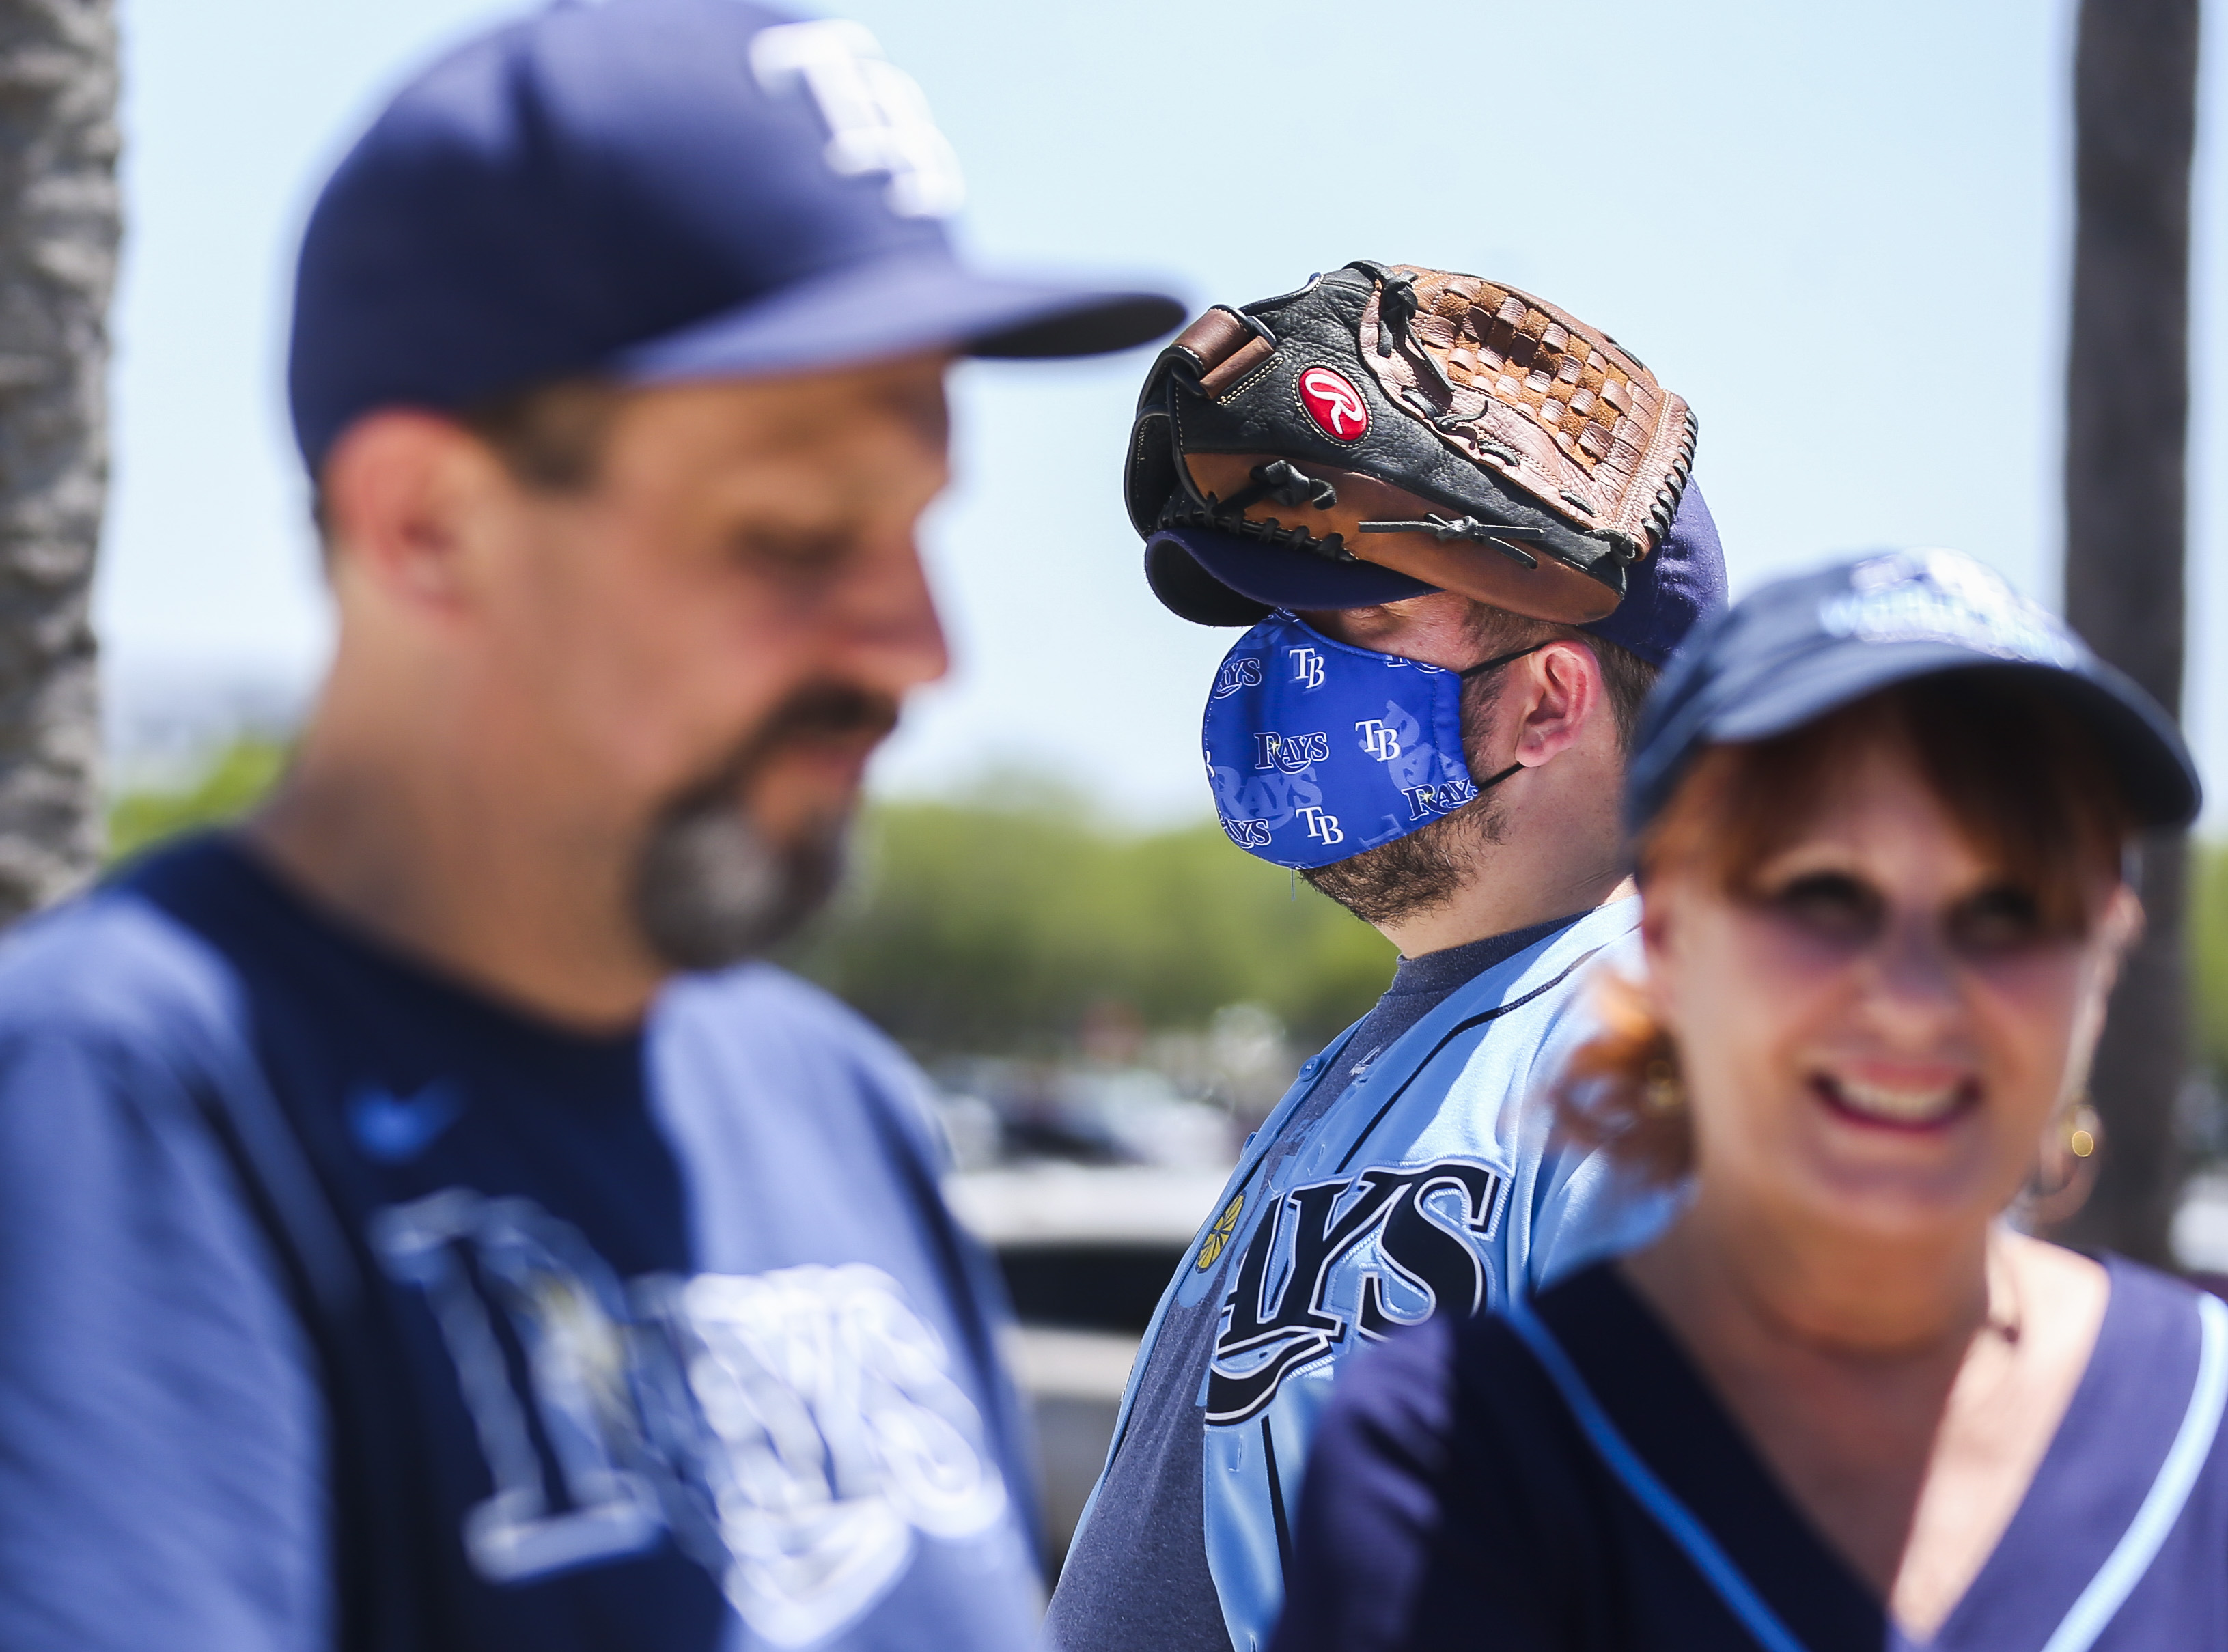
[0,0,117,922]
[2059,0,2201,1265]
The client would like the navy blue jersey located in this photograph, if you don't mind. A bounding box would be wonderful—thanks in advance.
[1274,1256,2228,1652]
[0,835,1042,1652]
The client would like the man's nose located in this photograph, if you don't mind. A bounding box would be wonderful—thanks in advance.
[826,533,950,699]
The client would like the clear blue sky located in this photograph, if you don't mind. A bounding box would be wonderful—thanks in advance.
[99,0,2228,823]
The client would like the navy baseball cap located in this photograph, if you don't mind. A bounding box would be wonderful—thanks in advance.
[1143,479,1728,668]
[288,0,1185,469]
[1627,548,2201,837]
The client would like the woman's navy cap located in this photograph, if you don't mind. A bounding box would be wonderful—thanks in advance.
[288,0,1185,469]
[1627,548,2201,835]
[1143,481,1728,669]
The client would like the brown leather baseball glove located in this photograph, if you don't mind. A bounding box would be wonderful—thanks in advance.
[1125,261,1696,625]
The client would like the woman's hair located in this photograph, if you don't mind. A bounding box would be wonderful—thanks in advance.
[1555,670,2134,1185]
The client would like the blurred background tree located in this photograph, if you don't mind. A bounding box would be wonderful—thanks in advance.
[2190,843,2228,1100]
[0,0,118,921]
[788,783,1392,1055]
[106,735,284,863]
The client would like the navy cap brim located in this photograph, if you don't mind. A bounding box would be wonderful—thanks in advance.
[1143,485,1727,654]
[1629,628,2201,837]
[1143,524,1438,626]
[611,249,1183,382]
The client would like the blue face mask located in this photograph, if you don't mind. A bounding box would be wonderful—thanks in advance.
[1202,612,1543,868]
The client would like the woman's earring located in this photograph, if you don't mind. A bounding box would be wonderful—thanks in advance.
[2022,1092,2104,1229]
[2065,1094,2100,1161]
[1643,1057,1686,1115]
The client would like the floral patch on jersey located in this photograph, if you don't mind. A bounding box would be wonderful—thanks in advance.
[1197,1193,1246,1271]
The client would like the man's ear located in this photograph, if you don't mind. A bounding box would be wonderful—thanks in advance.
[1503,639,1606,767]
[318,411,510,616]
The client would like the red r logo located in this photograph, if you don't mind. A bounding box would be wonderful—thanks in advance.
[1298,367,1369,442]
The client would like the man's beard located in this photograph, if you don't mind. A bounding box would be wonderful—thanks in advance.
[1303,675,1508,926]
[631,683,897,971]
[1302,789,1509,925]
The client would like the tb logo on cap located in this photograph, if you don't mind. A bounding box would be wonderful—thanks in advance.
[1299,366,1369,442]
[751,21,966,219]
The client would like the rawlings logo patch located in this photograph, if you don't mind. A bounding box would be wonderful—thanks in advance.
[1299,366,1369,441]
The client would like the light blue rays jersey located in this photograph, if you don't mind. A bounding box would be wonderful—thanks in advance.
[1084,899,1675,1651]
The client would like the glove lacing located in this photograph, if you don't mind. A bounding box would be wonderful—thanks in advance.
[1372,269,1458,403]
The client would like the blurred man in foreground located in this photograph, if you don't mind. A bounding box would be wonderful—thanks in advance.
[1046,263,1723,1651]
[0,5,1178,1649]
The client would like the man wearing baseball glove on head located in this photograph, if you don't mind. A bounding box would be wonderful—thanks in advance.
[1045,262,1725,1651]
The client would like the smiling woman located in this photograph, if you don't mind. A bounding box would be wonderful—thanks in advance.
[1269,550,2228,1652]
[1559,673,2132,1189]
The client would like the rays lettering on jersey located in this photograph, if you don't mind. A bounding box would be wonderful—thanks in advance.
[1204,1158,1505,1426]
[372,1190,1007,1648]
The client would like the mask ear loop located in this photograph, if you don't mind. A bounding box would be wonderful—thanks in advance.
[1457,638,1553,680]
[1456,638,1555,792]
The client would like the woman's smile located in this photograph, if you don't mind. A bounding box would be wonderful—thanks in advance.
[1810,1067,1980,1132]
